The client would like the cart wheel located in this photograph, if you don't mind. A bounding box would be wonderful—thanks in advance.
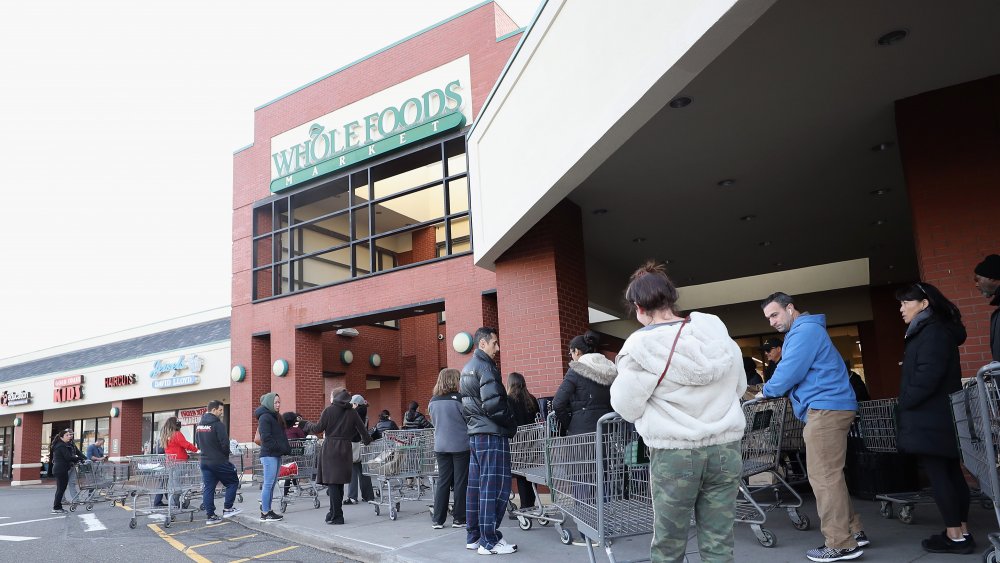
[69,505,77,512]
[758,529,776,548]
[181,499,190,510]
[395,502,400,512]
[280,500,288,514]
[898,505,915,524]
[390,508,397,521]
[374,505,380,516]
[129,518,137,529]
[237,493,243,503]
[540,518,551,527]
[792,513,810,531]
[983,499,995,510]
[879,501,893,519]
[199,503,205,511]
[983,547,997,563]
[164,518,171,529]
[559,527,573,545]
[87,503,94,511]
[313,497,321,509]
[517,516,532,531]
[189,513,194,522]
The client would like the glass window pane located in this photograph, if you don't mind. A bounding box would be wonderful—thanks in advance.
[280,263,290,294]
[353,209,371,239]
[375,222,444,271]
[450,216,471,255]
[298,246,351,287]
[373,185,445,235]
[353,242,371,276]
[277,230,289,263]
[448,177,469,214]
[254,236,273,267]
[275,198,289,230]
[253,204,273,236]
[97,418,110,443]
[82,419,97,449]
[445,137,466,175]
[254,266,274,299]
[371,146,441,200]
[142,414,152,454]
[292,176,349,223]
[295,212,350,255]
[152,412,174,454]
[351,170,370,206]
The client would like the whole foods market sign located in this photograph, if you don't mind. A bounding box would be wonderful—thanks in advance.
[270,55,472,193]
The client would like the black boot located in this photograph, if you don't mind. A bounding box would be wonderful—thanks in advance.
[324,511,334,523]
[329,514,345,525]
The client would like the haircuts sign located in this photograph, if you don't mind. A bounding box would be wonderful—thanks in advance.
[269,55,472,193]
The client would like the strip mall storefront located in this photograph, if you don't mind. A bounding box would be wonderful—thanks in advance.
[0,311,231,485]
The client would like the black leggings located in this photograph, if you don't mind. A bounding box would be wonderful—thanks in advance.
[53,470,69,510]
[327,483,344,518]
[920,454,970,527]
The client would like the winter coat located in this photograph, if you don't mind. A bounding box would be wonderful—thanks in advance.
[991,291,1000,362]
[402,409,433,429]
[370,419,399,440]
[428,393,469,453]
[508,392,539,428]
[164,431,198,461]
[285,426,306,440]
[553,353,618,435]
[303,390,370,484]
[195,412,231,465]
[897,315,967,457]
[460,349,516,438]
[352,405,369,443]
[255,406,291,458]
[611,312,746,450]
[51,440,79,474]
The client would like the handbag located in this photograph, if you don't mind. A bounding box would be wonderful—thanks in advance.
[351,441,362,463]
[253,429,261,446]
[625,317,690,466]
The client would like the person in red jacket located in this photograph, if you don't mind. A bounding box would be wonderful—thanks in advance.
[154,416,198,507]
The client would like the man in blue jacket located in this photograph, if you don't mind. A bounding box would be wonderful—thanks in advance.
[760,292,865,563]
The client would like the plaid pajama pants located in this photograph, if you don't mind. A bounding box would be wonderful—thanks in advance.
[466,434,512,549]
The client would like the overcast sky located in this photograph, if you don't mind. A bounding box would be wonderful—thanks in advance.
[0,0,538,360]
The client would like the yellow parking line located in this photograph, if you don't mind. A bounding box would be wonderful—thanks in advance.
[149,524,212,563]
[230,545,299,562]
[227,534,258,541]
[168,522,229,536]
[189,540,223,549]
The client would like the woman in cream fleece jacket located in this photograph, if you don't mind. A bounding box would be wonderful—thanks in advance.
[610,261,746,563]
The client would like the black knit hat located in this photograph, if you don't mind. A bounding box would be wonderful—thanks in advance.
[975,254,1000,280]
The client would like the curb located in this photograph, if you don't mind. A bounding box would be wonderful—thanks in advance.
[231,513,385,562]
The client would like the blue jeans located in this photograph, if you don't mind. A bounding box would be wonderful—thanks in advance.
[260,456,279,513]
[200,462,239,517]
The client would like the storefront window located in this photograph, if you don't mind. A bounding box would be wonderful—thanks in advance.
[0,426,13,480]
[252,135,471,300]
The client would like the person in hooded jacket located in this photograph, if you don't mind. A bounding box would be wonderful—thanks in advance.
[301,388,370,525]
[50,428,80,513]
[370,410,399,440]
[896,282,973,554]
[256,392,291,522]
[610,261,745,563]
[195,400,241,522]
[403,401,433,429]
[553,331,618,436]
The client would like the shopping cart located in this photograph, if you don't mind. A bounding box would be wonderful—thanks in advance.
[737,398,810,547]
[778,404,808,485]
[547,412,654,563]
[253,438,322,512]
[361,429,434,520]
[67,462,130,511]
[125,454,201,529]
[951,361,1000,563]
[508,419,572,542]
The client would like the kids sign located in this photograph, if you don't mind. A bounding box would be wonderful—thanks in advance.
[269,56,472,193]
[54,375,84,403]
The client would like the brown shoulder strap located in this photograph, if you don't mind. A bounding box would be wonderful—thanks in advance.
[657,316,691,386]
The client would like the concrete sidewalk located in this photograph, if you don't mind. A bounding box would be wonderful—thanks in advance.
[231,485,998,562]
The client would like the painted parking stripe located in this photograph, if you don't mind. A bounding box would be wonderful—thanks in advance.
[0,535,39,542]
[0,516,66,527]
[78,513,107,532]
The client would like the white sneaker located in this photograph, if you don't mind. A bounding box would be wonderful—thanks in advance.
[478,538,517,555]
[222,508,242,518]
[466,542,480,550]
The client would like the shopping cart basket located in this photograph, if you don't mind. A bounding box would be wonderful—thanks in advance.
[951,361,1000,563]
[779,403,808,485]
[253,438,322,512]
[361,429,434,520]
[737,398,809,547]
[509,419,572,542]
[125,454,200,529]
[68,462,130,511]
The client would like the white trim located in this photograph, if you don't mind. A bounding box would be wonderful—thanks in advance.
[11,480,42,486]
[11,463,41,469]
[108,457,128,463]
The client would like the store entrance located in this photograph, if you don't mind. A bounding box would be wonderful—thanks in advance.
[0,426,13,480]
[41,420,73,478]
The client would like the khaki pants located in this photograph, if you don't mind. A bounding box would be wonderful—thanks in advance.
[804,409,863,549]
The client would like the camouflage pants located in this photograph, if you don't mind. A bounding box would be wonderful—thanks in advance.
[649,441,741,563]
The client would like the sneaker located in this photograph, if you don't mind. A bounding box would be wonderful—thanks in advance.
[206,514,223,524]
[260,511,283,522]
[453,521,466,528]
[325,511,334,524]
[343,498,356,505]
[467,541,480,550]
[432,523,444,529]
[478,538,518,555]
[328,515,345,525]
[805,545,863,562]
[222,507,242,518]
[964,532,976,549]
[51,508,67,514]
[853,531,870,547]
[922,533,975,555]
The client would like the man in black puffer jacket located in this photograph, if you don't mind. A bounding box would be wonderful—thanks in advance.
[459,327,517,555]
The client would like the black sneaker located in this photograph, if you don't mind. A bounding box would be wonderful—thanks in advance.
[324,511,334,524]
[853,531,870,547]
[922,533,975,555]
[222,507,242,518]
[328,515,345,525]
[343,498,356,505]
[51,508,67,514]
[805,544,863,562]
[260,511,283,522]
[964,532,976,549]
[206,514,222,524]
[452,521,466,528]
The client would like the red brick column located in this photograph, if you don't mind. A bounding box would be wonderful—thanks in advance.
[289,329,325,424]
[229,334,273,442]
[896,75,1000,374]
[11,411,42,485]
[109,398,143,461]
[399,314,442,415]
[495,200,590,397]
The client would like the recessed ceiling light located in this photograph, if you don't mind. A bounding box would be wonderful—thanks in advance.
[759,241,772,247]
[872,219,887,226]
[632,237,646,243]
[662,259,671,265]
[877,29,909,47]
[668,96,692,109]
[887,264,896,270]
[413,309,424,313]
[592,208,608,215]
[870,142,894,152]
[869,188,891,196]
[717,179,735,187]
[774,261,784,267]
[740,215,756,222]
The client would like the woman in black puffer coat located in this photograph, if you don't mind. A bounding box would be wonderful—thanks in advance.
[50,429,80,513]
[552,331,618,436]
[895,282,972,554]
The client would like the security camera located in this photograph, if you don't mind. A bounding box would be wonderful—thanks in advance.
[438,334,444,341]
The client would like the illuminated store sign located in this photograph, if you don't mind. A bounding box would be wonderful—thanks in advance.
[54,374,84,403]
[151,354,204,389]
[0,390,32,407]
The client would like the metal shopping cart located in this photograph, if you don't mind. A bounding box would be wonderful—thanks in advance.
[361,429,435,520]
[508,419,572,542]
[253,438,322,512]
[125,454,201,529]
[779,405,808,486]
[67,462,130,511]
[737,398,810,547]
[547,412,654,563]
[951,361,1000,563]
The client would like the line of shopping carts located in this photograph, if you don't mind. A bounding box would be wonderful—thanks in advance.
[361,429,436,520]
[252,438,323,512]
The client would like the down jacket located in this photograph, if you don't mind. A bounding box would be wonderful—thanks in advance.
[460,348,516,438]
[255,406,291,458]
[553,353,618,435]
[303,390,371,484]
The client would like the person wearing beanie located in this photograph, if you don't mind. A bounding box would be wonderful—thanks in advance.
[974,254,1000,362]
[345,394,374,505]
[255,392,291,522]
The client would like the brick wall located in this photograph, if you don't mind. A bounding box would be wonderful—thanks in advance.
[12,411,42,484]
[110,398,144,458]
[896,75,1000,374]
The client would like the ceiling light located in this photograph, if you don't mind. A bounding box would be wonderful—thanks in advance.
[872,219,887,226]
[592,208,608,215]
[668,96,692,109]
[877,29,909,47]
[632,237,646,243]
[717,179,735,187]
[336,327,359,337]
[413,309,424,313]
[759,241,772,247]
[774,261,784,267]
[870,142,894,152]
[869,188,891,196]
[662,259,671,265]
[740,215,756,222]
[887,264,896,270]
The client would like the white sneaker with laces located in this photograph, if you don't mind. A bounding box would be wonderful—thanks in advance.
[467,542,480,550]
[478,538,517,555]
